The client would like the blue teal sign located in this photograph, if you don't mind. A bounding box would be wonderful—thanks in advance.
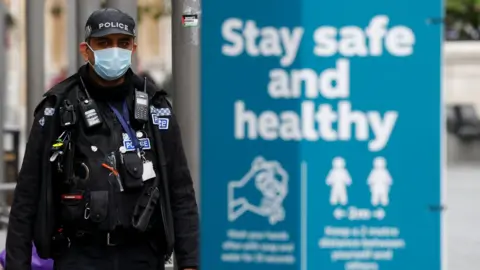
[200,1,443,270]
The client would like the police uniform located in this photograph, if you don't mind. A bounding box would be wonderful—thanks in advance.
[6,9,199,270]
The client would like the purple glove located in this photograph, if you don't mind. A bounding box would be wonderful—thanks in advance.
[0,244,54,270]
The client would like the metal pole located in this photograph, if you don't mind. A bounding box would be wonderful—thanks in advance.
[26,0,45,129]
[106,0,138,70]
[0,2,6,199]
[66,0,78,74]
[172,1,201,270]
[172,0,201,193]
[76,0,102,68]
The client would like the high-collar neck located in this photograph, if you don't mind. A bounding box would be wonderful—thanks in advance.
[78,64,133,102]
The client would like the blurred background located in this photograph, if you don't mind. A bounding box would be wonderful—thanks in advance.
[0,0,480,269]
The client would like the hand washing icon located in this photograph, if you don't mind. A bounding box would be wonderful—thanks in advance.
[227,156,289,225]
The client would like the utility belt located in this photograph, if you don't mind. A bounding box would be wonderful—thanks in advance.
[52,227,158,258]
[67,228,153,246]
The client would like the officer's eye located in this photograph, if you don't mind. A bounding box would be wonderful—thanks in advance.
[96,41,109,47]
[119,41,131,48]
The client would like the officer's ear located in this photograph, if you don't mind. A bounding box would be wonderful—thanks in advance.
[79,42,90,63]
[132,43,137,54]
[130,43,137,62]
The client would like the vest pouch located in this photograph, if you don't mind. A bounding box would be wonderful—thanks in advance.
[132,190,149,219]
[120,152,144,190]
[79,153,121,231]
[60,190,87,224]
[88,190,110,230]
[132,187,160,232]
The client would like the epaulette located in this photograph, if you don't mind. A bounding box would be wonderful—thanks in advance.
[33,73,80,116]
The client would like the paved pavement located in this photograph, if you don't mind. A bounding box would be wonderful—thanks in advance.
[447,165,480,270]
[0,166,476,269]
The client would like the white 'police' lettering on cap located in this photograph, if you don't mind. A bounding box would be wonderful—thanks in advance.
[98,22,129,31]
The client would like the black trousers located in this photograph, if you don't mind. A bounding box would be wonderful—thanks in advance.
[53,232,166,270]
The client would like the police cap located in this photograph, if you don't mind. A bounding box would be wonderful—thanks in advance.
[84,8,136,40]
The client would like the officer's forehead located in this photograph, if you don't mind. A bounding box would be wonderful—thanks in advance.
[90,33,133,42]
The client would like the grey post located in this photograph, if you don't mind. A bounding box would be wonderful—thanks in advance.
[171,0,201,194]
[66,0,78,74]
[171,1,201,269]
[0,2,6,201]
[76,0,103,69]
[26,0,45,129]
[105,0,138,70]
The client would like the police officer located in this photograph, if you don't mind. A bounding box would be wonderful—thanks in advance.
[6,8,199,270]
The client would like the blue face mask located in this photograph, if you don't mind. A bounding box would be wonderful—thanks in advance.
[87,44,132,81]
